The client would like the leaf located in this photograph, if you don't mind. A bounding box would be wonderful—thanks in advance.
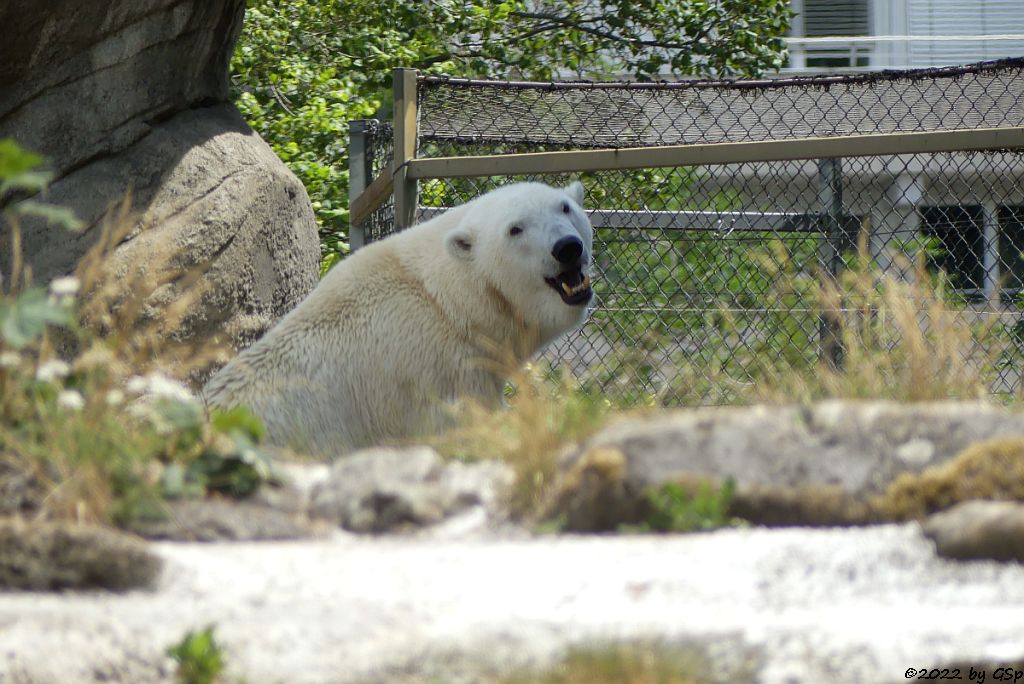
[159,463,204,500]
[10,200,84,231]
[166,625,225,684]
[0,288,72,348]
[211,405,266,442]
[0,170,53,196]
[0,138,44,178]
[150,398,206,451]
[186,445,269,499]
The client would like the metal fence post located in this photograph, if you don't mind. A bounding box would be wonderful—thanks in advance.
[818,157,856,369]
[348,120,373,251]
[393,68,419,231]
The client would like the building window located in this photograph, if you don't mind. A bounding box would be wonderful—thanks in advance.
[789,0,872,70]
[999,205,1024,294]
[919,205,984,291]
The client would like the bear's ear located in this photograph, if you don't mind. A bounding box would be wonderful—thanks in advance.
[445,226,474,261]
[564,181,584,208]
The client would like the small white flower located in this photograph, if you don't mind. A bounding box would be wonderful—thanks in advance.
[125,375,147,395]
[144,374,195,404]
[125,372,195,404]
[35,359,71,382]
[57,389,85,411]
[49,276,80,298]
[0,352,20,368]
[105,389,125,406]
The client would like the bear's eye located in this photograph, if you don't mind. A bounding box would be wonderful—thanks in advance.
[508,225,523,236]
[561,202,571,214]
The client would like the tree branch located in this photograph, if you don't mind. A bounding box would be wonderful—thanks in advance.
[510,10,706,51]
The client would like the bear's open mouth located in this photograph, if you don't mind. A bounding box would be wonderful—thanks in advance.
[545,269,593,306]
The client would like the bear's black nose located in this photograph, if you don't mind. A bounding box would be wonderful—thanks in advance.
[552,235,583,264]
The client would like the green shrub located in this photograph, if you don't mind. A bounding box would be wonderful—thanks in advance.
[231,1,792,268]
[167,625,226,684]
[621,479,738,534]
[1,140,276,527]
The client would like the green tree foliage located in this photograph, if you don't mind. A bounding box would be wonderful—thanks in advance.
[231,0,792,267]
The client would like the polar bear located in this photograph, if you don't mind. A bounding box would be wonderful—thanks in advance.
[202,181,594,456]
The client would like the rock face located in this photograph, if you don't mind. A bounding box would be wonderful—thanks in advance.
[125,498,316,543]
[0,517,162,591]
[549,401,1024,530]
[74,104,321,353]
[310,446,514,534]
[0,1,320,365]
[923,500,1024,562]
[0,1,242,178]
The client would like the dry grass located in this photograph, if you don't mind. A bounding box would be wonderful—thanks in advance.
[429,363,615,518]
[877,437,1024,520]
[496,643,708,684]
[1,198,253,526]
[429,241,1014,521]
[713,240,1003,404]
[789,279,984,401]
[72,197,231,381]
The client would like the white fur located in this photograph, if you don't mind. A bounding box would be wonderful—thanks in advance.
[202,182,593,456]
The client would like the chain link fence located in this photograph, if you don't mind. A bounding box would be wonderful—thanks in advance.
[351,59,1024,404]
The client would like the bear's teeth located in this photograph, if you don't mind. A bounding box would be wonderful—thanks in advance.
[571,275,591,294]
[560,274,591,296]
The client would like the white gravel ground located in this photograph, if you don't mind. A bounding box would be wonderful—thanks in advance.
[3,522,1024,683]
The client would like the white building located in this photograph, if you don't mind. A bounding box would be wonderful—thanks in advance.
[773,1,1024,301]
[786,0,1024,71]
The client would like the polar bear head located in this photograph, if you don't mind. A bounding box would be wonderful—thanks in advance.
[444,181,594,346]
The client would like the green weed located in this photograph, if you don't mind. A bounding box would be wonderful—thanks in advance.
[621,479,738,534]
[166,625,226,684]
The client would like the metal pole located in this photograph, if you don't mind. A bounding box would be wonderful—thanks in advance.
[348,120,373,251]
[404,126,1024,179]
[392,68,419,231]
[818,157,854,369]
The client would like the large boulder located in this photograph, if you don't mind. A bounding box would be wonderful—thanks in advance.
[0,517,162,591]
[923,500,1024,562]
[0,0,320,366]
[549,400,1024,530]
[310,446,514,534]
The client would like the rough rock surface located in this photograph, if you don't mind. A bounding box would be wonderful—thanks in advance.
[0,517,161,591]
[125,498,316,542]
[310,446,514,533]
[550,401,1024,530]
[0,1,243,177]
[923,500,1024,562]
[0,1,320,363]
[74,104,321,353]
[0,462,44,518]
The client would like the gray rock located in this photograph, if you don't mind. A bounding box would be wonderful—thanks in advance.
[550,400,1024,530]
[0,461,45,518]
[0,1,320,371]
[0,0,243,178]
[0,517,162,591]
[310,446,513,534]
[76,104,321,357]
[923,500,1024,562]
[126,498,314,542]
[251,461,332,515]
